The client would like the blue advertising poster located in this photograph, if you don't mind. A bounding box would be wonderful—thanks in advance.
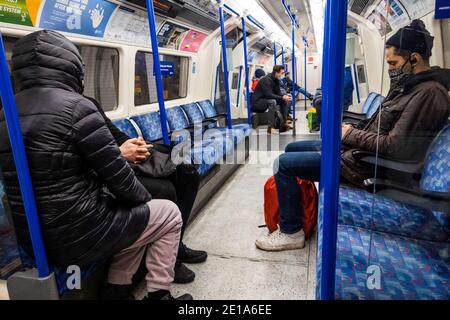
[39,0,117,38]
[435,0,450,19]
[159,61,175,77]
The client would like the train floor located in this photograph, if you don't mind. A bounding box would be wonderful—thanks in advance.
[136,109,320,300]
[0,109,320,300]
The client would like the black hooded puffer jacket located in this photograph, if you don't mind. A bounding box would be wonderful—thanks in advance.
[0,30,151,266]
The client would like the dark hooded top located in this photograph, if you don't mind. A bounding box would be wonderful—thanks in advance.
[0,30,151,266]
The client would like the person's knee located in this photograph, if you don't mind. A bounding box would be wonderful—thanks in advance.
[150,199,183,229]
[273,153,289,176]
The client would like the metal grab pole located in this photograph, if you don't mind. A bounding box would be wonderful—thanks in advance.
[0,34,50,278]
[291,16,296,136]
[318,0,348,300]
[242,16,252,125]
[218,0,233,130]
[281,46,285,70]
[145,0,170,145]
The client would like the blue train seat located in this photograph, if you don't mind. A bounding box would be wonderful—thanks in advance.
[196,99,251,143]
[130,112,164,142]
[318,124,450,299]
[343,92,385,124]
[112,118,140,139]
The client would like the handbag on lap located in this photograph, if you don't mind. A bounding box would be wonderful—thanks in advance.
[130,143,177,178]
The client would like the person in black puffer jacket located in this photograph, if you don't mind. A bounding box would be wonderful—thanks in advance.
[0,30,191,300]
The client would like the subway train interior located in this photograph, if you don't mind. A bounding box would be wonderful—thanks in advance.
[0,0,449,303]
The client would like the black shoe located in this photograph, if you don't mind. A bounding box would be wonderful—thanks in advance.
[162,293,193,300]
[178,243,208,264]
[144,290,193,300]
[98,283,134,300]
[174,260,195,284]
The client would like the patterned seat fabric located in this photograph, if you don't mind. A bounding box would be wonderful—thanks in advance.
[112,119,139,139]
[166,107,190,131]
[338,186,448,242]
[181,103,205,124]
[334,225,449,300]
[197,100,217,118]
[131,112,163,142]
[420,124,450,193]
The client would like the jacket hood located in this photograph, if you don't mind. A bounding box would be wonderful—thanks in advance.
[405,67,450,92]
[12,30,84,94]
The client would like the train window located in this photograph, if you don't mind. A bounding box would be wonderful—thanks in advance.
[134,51,189,106]
[78,46,120,112]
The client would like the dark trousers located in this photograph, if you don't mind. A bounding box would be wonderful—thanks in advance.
[252,98,288,127]
[137,164,200,245]
[273,140,322,234]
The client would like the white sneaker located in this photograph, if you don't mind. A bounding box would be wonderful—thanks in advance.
[255,229,305,251]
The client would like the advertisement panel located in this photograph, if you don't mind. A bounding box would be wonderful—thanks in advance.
[0,0,42,27]
[39,0,117,38]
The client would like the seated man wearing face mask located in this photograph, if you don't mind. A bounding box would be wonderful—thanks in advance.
[255,19,450,252]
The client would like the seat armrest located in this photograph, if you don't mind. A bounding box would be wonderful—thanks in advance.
[342,118,361,125]
[343,111,366,119]
[352,150,423,174]
[364,178,450,213]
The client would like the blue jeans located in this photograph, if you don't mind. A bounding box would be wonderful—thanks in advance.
[273,140,322,234]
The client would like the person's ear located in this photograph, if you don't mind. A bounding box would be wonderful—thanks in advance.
[410,53,419,66]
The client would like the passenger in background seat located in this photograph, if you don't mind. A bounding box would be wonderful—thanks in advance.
[256,19,450,252]
[0,30,192,300]
[251,65,293,134]
[88,97,208,285]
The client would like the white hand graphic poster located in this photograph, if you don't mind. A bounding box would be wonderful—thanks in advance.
[39,0,117,38]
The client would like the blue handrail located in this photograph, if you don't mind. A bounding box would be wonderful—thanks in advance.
[304,37,308,111]
[218,0,233,129]
[145,0,170,145]
[0,33,50,278]
[318,0,348,300]
[236,65,243,108]
[241,16,252,126]
[273,42,277,66]
[291,15,297,135]
[281,0,300,29]
[352,63,361,103]
[223,3,240,16]
[246,15,265,31]
[281,46,285,70]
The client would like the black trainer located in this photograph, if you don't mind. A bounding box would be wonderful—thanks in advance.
[178,243,208,264]
[98,283,134,300]
[143,290,193,300]
[174,260,195,284]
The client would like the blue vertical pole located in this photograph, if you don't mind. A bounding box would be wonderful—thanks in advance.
[304,43,307,111]
[236,65,243,107]
[0,34,50,278]
[273,42,277,66]
[145,0,170,145]
[318,0,348,300]
[218,0,233,129]
[281,46,285,70]
[352,63,361,103]
[291,16,296,136]
[242,17,252,126]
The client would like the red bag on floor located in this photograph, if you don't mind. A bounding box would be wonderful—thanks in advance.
[264,176,318,239]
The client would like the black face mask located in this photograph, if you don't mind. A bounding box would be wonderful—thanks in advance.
[388,57,414,88]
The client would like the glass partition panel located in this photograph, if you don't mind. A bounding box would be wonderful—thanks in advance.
[338,0,449,300]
